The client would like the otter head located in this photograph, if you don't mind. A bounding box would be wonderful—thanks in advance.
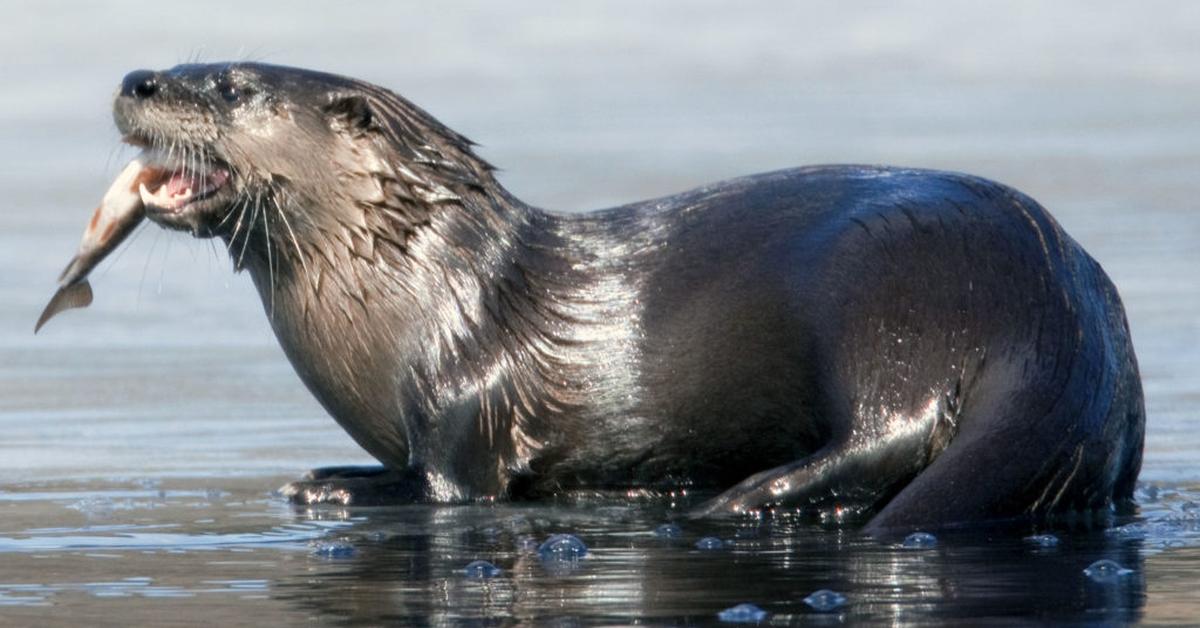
[112,62,489,264]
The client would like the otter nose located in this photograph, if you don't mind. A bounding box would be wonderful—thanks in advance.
[121,70,160,99]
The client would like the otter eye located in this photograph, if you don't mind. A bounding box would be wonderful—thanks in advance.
[217,77,256,104]
[219,83,240,103]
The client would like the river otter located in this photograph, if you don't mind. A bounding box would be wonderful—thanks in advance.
[90,62,1143,533]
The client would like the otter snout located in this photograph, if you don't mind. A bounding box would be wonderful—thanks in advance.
[113,66,222,149]
[120,70,160,100]
[114,69,172,141]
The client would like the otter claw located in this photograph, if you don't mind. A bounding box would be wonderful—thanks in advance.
[278,480,354,506]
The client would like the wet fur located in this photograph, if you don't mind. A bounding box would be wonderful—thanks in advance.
[114,63,1144,531]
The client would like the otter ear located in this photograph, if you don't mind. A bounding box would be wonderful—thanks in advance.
[323,92,375,135]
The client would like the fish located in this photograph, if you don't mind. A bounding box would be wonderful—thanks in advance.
[34,156,158,333]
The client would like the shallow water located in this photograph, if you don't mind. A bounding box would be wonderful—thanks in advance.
[2,479,1200,625]
[1,1,1199,625]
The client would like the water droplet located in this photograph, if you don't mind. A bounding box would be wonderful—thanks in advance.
[901,532,937,549]
[803,589,847,612]
[717,602,769,623]
[310,541,356,559]
[462,560,502,579]
[538,533,588,561]
[654,523,682,538]
[695,536,725,550]
[1025,534,1061,548]
[1083,559,1133,583]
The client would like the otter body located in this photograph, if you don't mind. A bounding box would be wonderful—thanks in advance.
[108,63,1143,532]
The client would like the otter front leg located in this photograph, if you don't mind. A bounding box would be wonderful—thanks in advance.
[278,465,429,506]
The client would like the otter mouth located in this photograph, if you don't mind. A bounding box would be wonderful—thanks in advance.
[139,167,231,213]
[132,148,236,234]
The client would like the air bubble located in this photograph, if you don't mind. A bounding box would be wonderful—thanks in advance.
[1083,559,1133,583]
[463,560,502,579]
[717,602,768,623]
[654,523,682,538]
[901,532,937,549]
[803,589,847,612]
[538,533,588,561]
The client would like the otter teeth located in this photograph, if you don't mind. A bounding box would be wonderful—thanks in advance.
[139,181,194,211]
[137,168,230,212]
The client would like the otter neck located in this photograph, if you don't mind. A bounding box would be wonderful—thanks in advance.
[237,184,647,500]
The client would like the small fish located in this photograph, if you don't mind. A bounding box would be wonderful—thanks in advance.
[35,156,157,332]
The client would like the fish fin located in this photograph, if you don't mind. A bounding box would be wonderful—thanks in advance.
[34,281,94,333]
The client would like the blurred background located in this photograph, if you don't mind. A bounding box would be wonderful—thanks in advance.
[0,1,1196,482]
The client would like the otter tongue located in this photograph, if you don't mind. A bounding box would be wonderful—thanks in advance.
[164,170,202,196]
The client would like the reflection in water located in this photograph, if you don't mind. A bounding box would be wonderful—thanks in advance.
[267,499,1152,624]
[0,477,1194,623]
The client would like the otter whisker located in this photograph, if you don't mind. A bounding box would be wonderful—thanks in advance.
[93,220,150,286]
[186,145,195,190]
[201,148,210,186]
[214,198,242,231]
[207,236,220,269]
[228,196,249,253]
[226,195,252,259]
[104,143,127,180]
[263,194,277,318]
[236,191,262,269]
[164,133,176,168]
[108,220,149,266]
[137,228,163,306]
[272,194,313,289]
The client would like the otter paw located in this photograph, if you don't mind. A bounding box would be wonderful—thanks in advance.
[278,479,356,506]
[277,466,426,506]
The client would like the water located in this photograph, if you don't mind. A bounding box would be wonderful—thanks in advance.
[1,1,1198,624]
